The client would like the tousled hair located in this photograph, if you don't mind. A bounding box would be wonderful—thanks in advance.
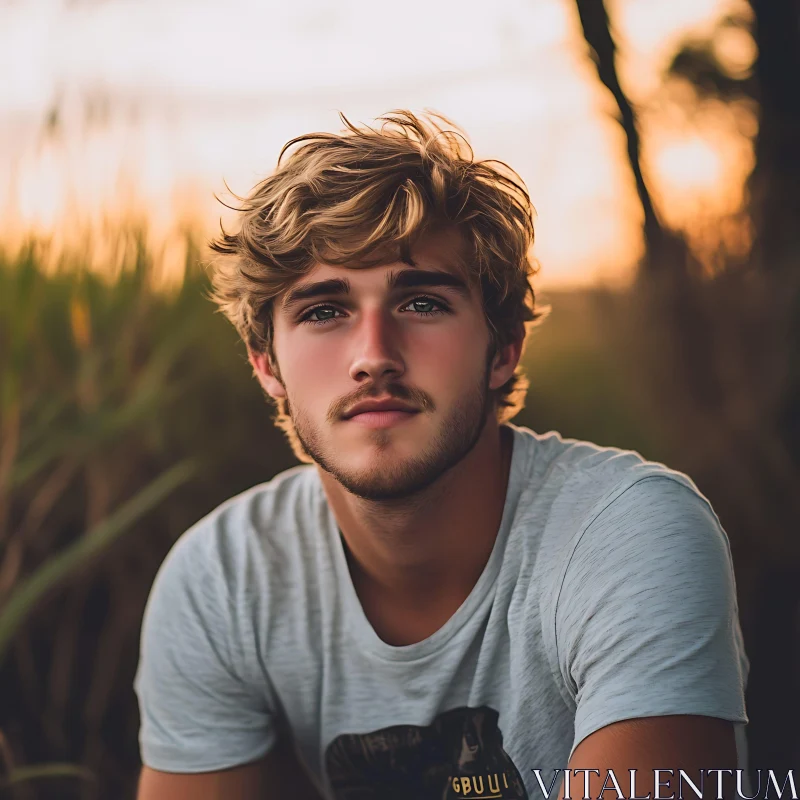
[208,109,548,461]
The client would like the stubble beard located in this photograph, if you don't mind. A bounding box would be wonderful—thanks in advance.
[287,365,493,502]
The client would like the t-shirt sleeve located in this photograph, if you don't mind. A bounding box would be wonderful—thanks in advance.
[553,475,749,757]
[133,524,278,772]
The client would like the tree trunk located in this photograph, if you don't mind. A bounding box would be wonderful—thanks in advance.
[573,0,679,272]
[748,0,800,276]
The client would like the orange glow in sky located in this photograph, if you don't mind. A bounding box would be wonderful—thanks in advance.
[656,138,723,193]
[0,0,753,288]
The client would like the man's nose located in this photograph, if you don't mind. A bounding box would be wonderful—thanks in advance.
[348,309,405,383]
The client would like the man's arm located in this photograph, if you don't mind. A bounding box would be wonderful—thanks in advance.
[552,475,748,797]
[136,740,325,800]
[134,519,286,788]
[560,715,738,800]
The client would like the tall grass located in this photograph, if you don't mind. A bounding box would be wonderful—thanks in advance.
[0,231,296,799]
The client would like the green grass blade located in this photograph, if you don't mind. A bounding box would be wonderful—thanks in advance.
[1,762,96,788]
[0,459,198,663]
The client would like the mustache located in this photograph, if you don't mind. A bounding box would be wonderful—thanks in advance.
[327,383,436,423]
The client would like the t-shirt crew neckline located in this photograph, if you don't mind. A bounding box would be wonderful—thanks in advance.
[317,423,531,663]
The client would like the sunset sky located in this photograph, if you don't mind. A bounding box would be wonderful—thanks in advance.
[0,0,754,287]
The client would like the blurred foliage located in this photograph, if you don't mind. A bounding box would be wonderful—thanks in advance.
[0,227,796,797]
[665,9,758,102]
[0,233,297,799]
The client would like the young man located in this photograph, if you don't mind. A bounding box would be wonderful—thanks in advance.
[134,111,749,800]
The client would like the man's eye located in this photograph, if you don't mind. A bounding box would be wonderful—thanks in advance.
[300,305,341,325]
[401,297,448,315]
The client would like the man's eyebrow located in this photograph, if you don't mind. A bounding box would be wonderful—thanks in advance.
[281,278,351,311]
[280,267,470,312]
[387,268,471,297]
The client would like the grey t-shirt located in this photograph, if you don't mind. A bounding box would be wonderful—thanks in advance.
[134,424,749,799]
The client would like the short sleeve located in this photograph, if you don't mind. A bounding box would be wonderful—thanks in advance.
[554,476,749,757]
[134,525,278,772]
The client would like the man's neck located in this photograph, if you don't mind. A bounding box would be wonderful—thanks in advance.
[318,421,514,645]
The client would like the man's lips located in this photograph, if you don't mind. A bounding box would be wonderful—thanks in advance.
[342,398,420,420]
[344,409,420,429]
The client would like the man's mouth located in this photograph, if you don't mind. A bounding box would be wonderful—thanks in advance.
[342,398,421,428]
[342,398,420,419]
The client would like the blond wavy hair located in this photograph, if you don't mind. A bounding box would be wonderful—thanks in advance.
[208,110,548,459]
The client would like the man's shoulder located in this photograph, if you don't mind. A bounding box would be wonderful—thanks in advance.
[513,424,698,512]
[511,426,708,567]
[157,464,321,593]
[537,432,727,581]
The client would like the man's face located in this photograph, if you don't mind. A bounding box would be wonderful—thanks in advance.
[250,228,520,501]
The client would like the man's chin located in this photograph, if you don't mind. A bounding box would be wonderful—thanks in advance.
[328,468,440,502]
[319,452,437,501]
[339,417,424,446]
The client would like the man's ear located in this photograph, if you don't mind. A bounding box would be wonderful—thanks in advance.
[247,347,287,399]
[488,329,525,391]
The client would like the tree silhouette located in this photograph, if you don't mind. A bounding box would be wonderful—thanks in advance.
[665,1,800,277]
[573,0,686,272]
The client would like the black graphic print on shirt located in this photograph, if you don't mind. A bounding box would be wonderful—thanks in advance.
[324,705,528,799]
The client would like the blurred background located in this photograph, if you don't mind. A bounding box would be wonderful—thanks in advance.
[1,0,798,797]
